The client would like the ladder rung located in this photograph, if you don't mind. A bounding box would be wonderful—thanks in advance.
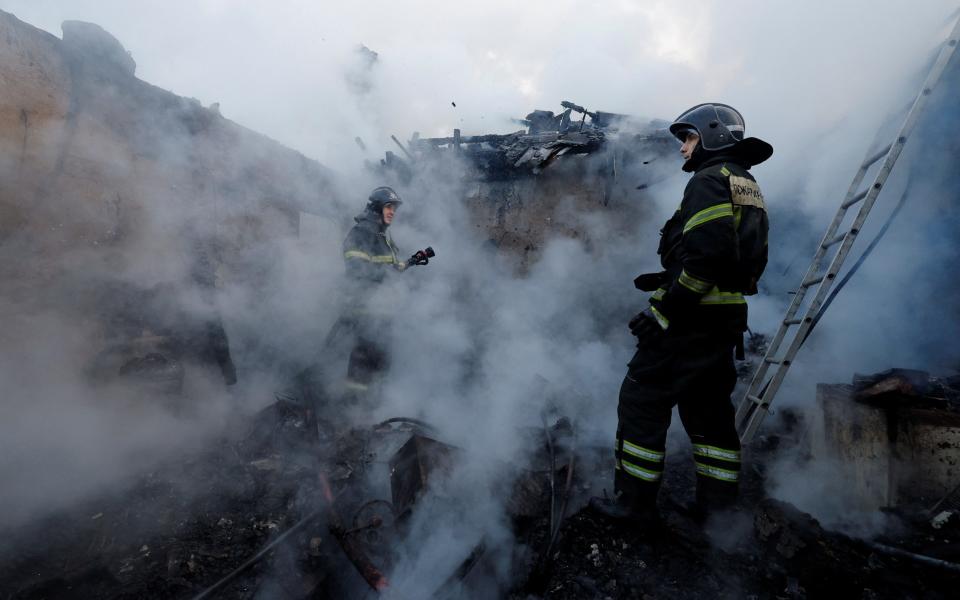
[821,232,847,249]
[841,189,869,209]
[861,143,893,169]
[783,318,802,326]
[739,11,960,446]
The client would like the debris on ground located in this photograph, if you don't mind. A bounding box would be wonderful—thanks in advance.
[3,385,960,598]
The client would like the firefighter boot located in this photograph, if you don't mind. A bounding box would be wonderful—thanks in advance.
[588,495,663,535]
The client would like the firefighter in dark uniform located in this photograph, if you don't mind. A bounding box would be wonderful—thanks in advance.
[340,186,424,393]
[592,103,773,525]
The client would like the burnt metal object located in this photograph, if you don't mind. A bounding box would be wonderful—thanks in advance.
[389,435,459,519]
[349,499,396,548]
[320,473,390,592]
[868,541,960,574]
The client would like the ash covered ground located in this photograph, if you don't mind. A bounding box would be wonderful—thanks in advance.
[2,390,958,600]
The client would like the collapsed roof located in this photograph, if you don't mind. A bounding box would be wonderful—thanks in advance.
[372,100,676,181]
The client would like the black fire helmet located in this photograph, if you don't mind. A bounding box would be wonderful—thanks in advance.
[367,186,403,212]
[669,103,746,151]
[670,103,773,168]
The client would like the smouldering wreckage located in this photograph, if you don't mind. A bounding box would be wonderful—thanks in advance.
[3,7,960,597]
[196,367,960,599]
[369,100,676,188]
[5,103,960,600]
[5,362,960,599]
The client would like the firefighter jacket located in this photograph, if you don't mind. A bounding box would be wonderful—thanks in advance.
[648,155,768,333]
[342,209,406,300]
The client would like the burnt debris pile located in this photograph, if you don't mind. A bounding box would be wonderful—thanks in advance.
[531,398,960,600]
[371,100,676,183]
[3,384,960,599]
[0,398,570,598]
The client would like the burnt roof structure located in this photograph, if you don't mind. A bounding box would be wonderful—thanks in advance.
[372,100,676,183]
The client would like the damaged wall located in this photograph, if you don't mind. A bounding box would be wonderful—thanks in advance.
[0,10,339,302]
[0,10,352,529]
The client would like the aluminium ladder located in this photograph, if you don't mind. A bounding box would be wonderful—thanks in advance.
[735,14,960,443]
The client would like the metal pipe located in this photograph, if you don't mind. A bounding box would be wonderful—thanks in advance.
[868,541,960,574]
[543,417,556,538]
[546,424,576,557]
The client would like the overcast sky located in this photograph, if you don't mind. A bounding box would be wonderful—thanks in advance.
[1,0,956,175]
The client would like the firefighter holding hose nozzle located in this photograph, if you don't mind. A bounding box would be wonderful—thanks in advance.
[338,186,433,396]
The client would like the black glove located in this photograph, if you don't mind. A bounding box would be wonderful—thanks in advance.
[629,307,667,339]
[407,251,429,266]
[634,271,668,291]
[406,246,435,267]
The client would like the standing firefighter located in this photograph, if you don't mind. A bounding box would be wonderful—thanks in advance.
[339,186,431,394]
[592,103,773,526]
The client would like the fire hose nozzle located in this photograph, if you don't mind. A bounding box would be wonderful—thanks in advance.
[407,246,436,266]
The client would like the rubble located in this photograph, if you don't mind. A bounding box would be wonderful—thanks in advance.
[389,435,459,520]
[2,7,960,600]
[3,394,959,599]
[375,100,674,182]
[816,369,960,511]
[516,417,960,600]
[852,368,960,411]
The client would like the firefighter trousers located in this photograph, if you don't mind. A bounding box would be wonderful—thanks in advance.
[614,325,741,511]
[342,316,389,393]
[346,333,388,391]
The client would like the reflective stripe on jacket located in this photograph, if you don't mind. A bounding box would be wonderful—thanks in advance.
[342,211,405,287]
[651,156,768,332]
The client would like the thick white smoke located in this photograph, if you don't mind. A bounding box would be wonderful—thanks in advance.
[2,0,960,593]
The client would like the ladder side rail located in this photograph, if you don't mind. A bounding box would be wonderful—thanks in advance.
[740,151,876,410]
[740,199,854,407]
[738,16,960,442]
[746,144,875,372]
[740,176,902,438]
[741,212,901,439]
[742,159,934,439]
[737,92,893,412]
